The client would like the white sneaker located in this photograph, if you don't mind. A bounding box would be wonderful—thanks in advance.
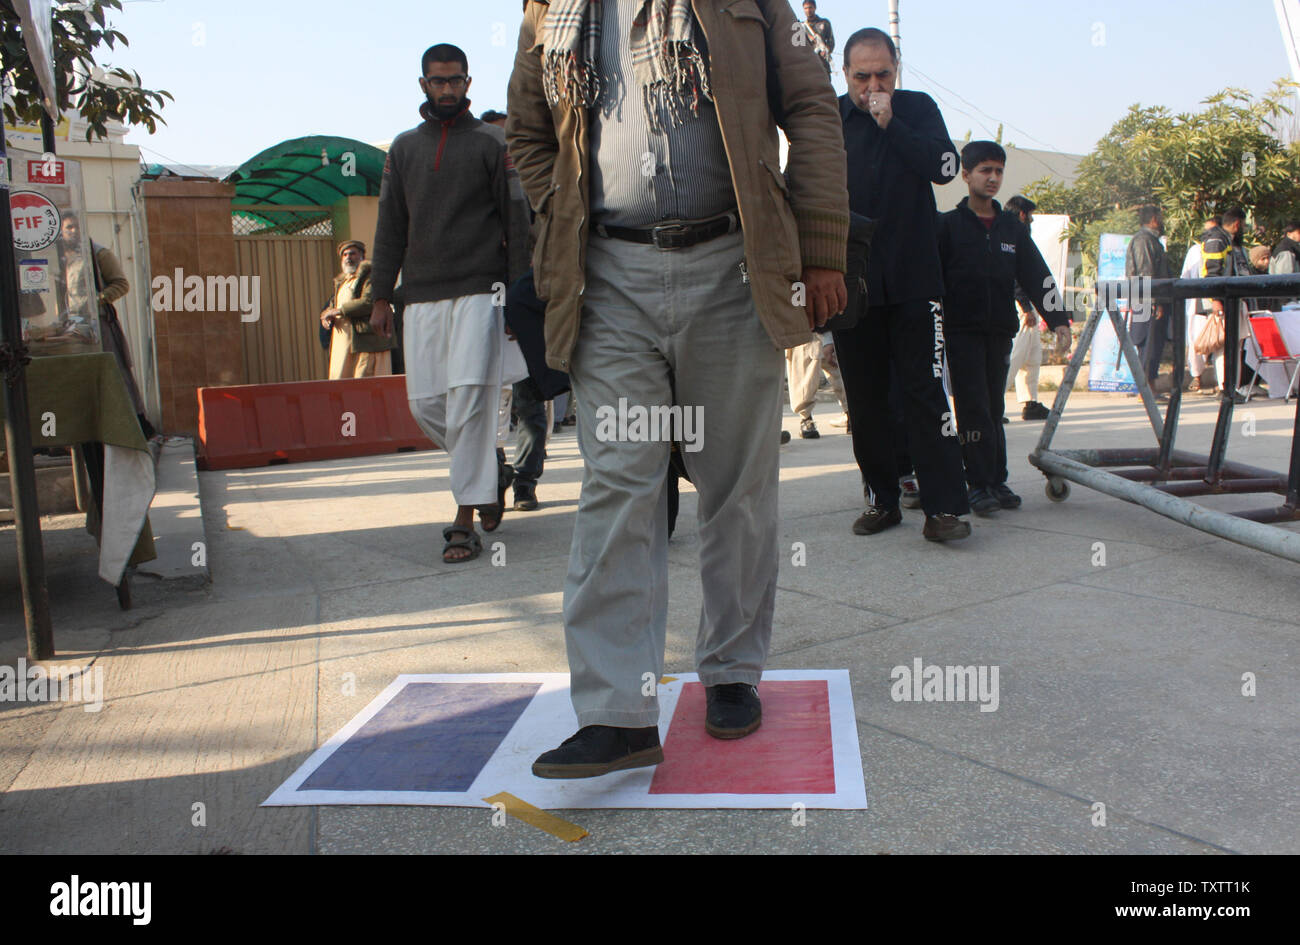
[827,413,849,428]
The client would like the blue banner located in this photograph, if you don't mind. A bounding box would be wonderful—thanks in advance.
[1089,233,1136,392]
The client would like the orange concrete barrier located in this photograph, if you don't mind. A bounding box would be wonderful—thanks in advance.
[197,376,436,470]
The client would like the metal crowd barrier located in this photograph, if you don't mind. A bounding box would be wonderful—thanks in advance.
[1029,273,1300,563]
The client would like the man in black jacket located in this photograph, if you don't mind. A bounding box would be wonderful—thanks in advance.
[834,27,970,542]
[1201,207,1259,401]
[1125,205,1173,388]
[1005,195,1051,421]
[937,141,1071,515]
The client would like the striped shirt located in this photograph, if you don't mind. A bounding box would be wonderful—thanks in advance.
[589,0,736,228]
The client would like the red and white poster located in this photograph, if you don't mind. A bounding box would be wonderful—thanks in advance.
[9,190,60,252]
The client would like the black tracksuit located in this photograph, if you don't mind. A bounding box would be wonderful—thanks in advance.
[937,197,1067,490]
[833,91,969,516]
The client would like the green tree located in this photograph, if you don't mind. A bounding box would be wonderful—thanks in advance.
[0,0,171,140]
[1027,82,1300,282]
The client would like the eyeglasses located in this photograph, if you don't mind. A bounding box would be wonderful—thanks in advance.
[424,75,468,90]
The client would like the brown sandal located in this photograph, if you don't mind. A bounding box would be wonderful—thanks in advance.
[442,525,482,563]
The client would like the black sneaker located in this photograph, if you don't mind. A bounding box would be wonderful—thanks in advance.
[968,487,1000,516]
[990,483,1022,509]
[800,418,820,439]
[780,430,792,445]
[923,513,972,542]
[513,482,538,511]
[532,725,663,779]
[852,505,902,535]
[1021,401,1050,420]
[705,683,762,739]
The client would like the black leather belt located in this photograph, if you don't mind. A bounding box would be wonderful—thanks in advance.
[594,212,740,251]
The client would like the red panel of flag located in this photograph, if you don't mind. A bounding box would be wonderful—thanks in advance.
[648,681,836,795]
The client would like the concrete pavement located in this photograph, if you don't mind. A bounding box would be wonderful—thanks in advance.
[1,391,1297,854]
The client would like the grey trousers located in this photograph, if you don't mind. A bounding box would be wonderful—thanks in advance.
[564,230,785,728]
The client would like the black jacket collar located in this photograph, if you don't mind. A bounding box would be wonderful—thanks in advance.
[955,195,1007,225]
[420,98,474,130]
[1274,235,1300,257]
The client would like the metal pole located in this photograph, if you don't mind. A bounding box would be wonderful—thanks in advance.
[1205,298,1236,484]
[1031,451,1300,563]
[1108,305,1164,440]
[1036,303,1104,454]
[40,112,56,156]
[888,0,901,85]
[1287,396,1300,508]
[0,123,55,659]
[1156,304,1186,474]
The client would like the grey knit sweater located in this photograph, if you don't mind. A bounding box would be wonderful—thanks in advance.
[371,102,525,304]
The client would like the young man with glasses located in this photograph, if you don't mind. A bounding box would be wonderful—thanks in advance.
[369,44,528,564]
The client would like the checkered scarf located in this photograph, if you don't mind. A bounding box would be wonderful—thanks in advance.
[542,0,712,131]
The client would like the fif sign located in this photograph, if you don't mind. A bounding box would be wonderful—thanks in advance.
[27,159,64,184]
[10,191,60,252]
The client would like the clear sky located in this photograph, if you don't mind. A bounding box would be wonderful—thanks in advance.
[114,0,1296,170]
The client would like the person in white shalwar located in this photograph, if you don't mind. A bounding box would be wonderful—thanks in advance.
[368,43,529,562]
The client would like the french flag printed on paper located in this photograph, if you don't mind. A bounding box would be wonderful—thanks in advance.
[264,671,866,810]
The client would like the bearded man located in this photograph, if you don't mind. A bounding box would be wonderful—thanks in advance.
[321,240,394,378]
[369,43,528,563]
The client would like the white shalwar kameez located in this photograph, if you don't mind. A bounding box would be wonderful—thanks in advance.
[404,293,527,506]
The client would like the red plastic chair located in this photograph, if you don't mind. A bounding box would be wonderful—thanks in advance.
[1245,313,1300,402]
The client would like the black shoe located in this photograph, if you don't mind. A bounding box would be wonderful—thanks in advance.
[1021,401,1050,420]
[532,725,663,779]
[1001,415,1010,424]
[780,430,791,444]
[990,483,1022,509]
[800,418,820,439]
[853,505,902,535]
[968,487,1000,517]
[923,513,972,542]
[513,482,538,511]
[705,683,762,739]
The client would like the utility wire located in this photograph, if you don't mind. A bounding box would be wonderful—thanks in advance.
[905,60,1071,155]
[903,72,1064,181]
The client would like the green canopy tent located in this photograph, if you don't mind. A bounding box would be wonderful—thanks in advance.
[223,135,386,234]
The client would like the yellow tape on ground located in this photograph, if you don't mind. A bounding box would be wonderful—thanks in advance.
[659,676,677,684]
[483,792,588,842]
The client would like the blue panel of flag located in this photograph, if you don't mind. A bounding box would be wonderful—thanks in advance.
[300,681,540,793]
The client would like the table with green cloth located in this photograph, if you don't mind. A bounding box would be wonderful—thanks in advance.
[3,352,155,584]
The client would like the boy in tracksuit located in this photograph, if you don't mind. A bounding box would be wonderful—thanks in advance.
[937,141,1072,515]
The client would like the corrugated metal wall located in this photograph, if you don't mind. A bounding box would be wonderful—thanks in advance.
[236,236,335,384]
